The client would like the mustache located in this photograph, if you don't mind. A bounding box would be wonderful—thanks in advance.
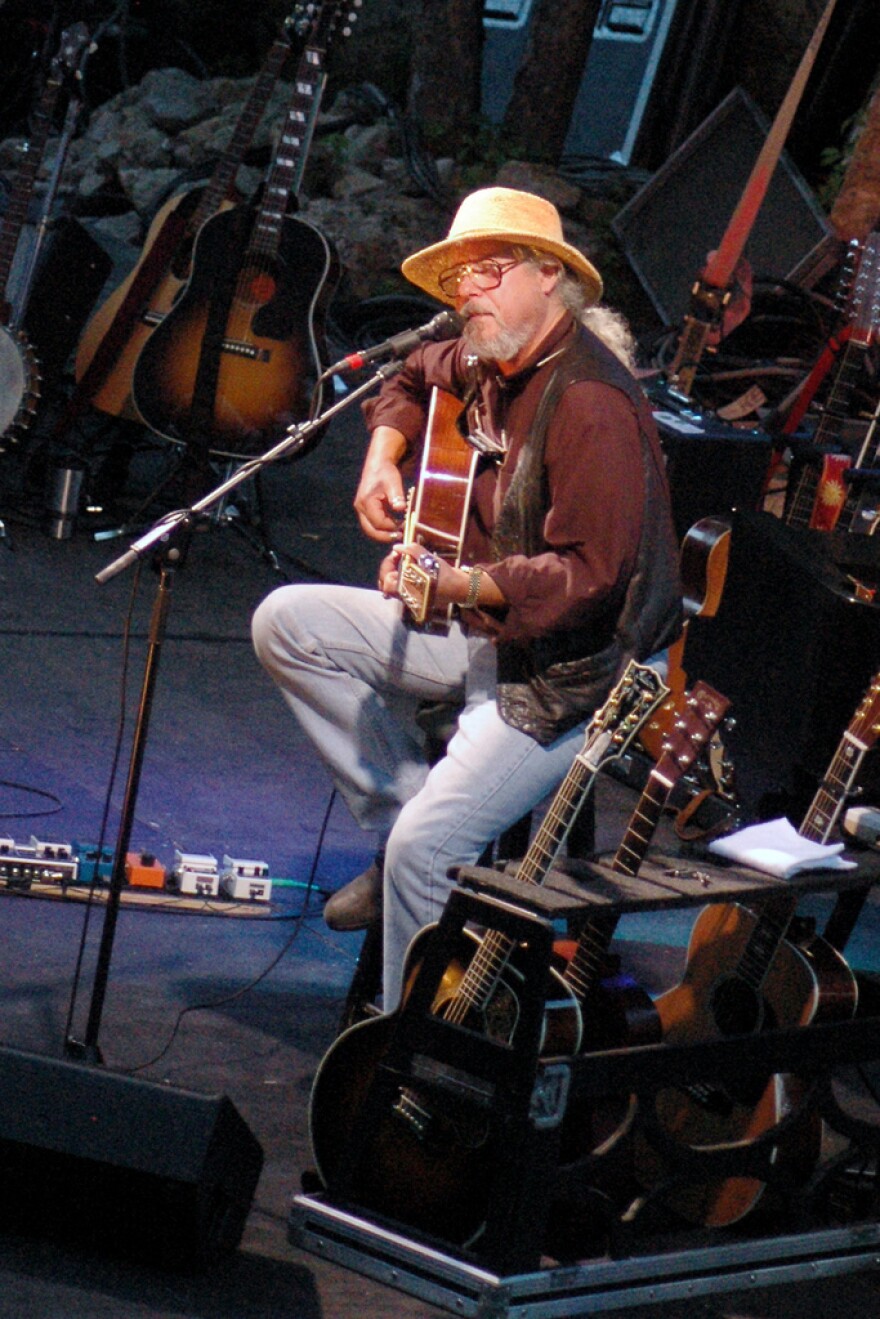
[461,299,494,320]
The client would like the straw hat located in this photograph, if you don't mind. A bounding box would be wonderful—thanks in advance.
[402,186,603,306]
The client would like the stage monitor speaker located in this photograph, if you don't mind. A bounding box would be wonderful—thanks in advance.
[481,0,682,164]
[0,1046,264,1272]
[683,510,880,822]
[612,86,835,326]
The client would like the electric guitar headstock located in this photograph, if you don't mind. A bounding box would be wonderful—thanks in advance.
[579,660,671,775]
[289,0,362,49]
[844,668,880,752]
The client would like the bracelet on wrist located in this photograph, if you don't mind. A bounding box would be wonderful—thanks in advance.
[460,565,484,610]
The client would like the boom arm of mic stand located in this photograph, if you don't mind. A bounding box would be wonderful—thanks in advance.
[95,358,405,585]
[74,363,403,1059]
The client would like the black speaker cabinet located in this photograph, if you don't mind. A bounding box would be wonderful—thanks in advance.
[653,394,772,540]
[683,510,880,821]
[0,1046,264,1271]
[613,86,835,326]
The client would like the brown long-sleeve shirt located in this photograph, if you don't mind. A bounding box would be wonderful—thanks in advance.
[363,315,658,647]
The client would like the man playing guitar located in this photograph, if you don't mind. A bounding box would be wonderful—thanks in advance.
[252,186,682,1012]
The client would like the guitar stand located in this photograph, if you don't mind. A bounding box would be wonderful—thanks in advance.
[91,443,294,576]
[291,848,880,1317]
[204,462,287,579]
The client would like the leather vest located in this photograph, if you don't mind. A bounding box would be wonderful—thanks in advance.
[493,325,682,744]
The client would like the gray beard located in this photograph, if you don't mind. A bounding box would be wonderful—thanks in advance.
[462,316,533,364]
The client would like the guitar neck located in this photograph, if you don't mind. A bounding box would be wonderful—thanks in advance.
[449,740,606,1018]
[563,911,621,1005]
[738,895,797,991]
[516,755,598,888]
[562,758,672,1003]
[839,397,880,534]
[186,32,296,237]
[800,747,865,844]
[251,38,328,260]
[800,669,880,843]
[612,768,670,879]
[0,75,63,317]
[665,292,725,399]
[564,681,729,1001]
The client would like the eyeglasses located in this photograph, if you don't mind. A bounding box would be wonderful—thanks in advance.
[437,256,523,297]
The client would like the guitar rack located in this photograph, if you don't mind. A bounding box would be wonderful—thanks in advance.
[290,849,880,1317]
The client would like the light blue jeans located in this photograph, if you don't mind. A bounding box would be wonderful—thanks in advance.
[252,583,594,1010]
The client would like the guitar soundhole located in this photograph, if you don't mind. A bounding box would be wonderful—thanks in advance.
[241,265,277,307]
[710,977,762,1037]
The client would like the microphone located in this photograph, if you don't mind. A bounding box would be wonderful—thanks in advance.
[329,309,463,375]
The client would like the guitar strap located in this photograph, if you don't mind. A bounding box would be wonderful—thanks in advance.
[182,202,254,491]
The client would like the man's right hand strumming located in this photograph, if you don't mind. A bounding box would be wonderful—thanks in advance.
[353,426,409,541]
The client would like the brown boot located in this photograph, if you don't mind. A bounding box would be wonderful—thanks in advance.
[323,855,383,931]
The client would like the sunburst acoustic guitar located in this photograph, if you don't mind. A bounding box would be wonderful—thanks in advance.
[72,4,312,424]
[131,2,355,461]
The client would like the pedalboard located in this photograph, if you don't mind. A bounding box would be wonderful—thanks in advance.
[0,836,273,903]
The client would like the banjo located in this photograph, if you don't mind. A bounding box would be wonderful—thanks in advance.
[0,23,90,447]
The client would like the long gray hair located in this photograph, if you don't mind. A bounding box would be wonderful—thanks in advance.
[521,247,639,373]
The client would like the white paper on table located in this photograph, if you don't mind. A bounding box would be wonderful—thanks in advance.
[708,816,857,880]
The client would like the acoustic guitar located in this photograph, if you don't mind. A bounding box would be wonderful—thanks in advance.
[131,2,353,461]
[309,659,670,1244]
[396,387,476,626]
[72,4,310,424]
[554,679,729,1170]
[0,24,90,446]
[634,676,873,1228]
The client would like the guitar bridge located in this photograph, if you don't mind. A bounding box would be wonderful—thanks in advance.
[392,1087,431,1140]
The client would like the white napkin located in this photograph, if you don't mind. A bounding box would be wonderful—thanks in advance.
[708,816,857,880]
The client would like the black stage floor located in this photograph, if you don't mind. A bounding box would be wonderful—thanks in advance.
[1,404,879,1317]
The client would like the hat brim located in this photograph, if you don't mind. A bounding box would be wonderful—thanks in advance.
[402,230,603,307]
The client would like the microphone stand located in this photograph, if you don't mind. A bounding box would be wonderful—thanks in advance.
[66,358,405,1063]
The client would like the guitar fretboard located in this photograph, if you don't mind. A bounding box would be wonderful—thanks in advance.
[612,769,672,878]
[186,29,297,247]
[737,897,796,993]
[0,77,63,321]
[252,46,326,260]
[800,674,880,843]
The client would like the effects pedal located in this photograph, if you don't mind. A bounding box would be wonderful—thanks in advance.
[220,856,272,903]
[843,806,880,849]
[168,851,220,897]
[125,852,167,889]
